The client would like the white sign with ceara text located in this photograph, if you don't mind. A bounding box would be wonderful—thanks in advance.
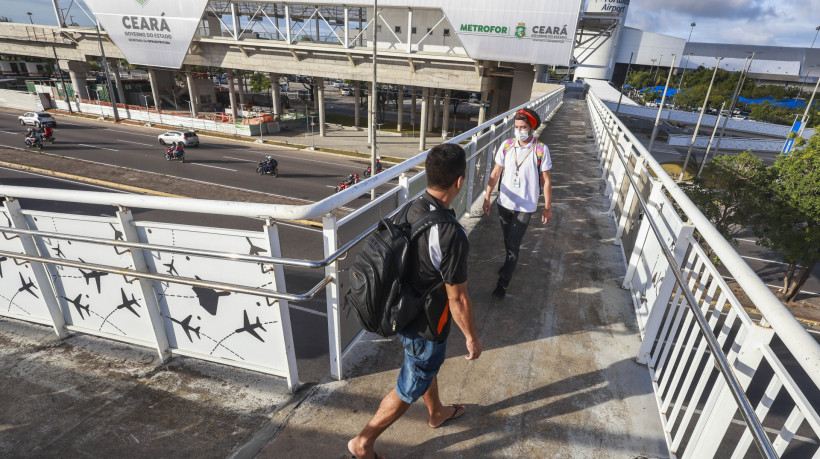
[83,0,209,69]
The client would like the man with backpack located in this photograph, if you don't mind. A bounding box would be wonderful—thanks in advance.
[482,108,553,299]
[346,143,482,459]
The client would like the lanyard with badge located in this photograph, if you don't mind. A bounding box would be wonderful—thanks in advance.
[511,138,534,189]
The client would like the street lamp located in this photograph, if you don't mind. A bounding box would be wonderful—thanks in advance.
[654,54,663,81]
[648,54,677,153]
[140,93,150,122]
[713,51,761,156]
[687,22,696,42]
[308,115,316,149]
[26,12,33,24]
[680,57,723,182]
[811,25,820,49]
[185,100,195,129]
[616,52,634,115]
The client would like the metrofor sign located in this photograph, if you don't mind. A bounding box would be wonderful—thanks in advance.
[83,0,209,69]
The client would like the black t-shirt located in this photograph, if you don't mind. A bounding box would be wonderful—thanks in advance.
[404,192,470,340]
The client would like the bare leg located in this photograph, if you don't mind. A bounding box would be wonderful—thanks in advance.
[348,389,409,458]
[424,376,465,428]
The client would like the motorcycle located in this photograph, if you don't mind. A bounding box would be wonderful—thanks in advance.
[256,161,279,177]
[42,133,55,144]
[24,136,43,150]
[335,174,360,193]
[363,161,384,178]
[165,145,185,163]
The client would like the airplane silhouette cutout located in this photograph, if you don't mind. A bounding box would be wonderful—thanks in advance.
[53,244,65,259]
[109,223,124,241]
[163,259,178,276]
[235,310,266,342]
[171,315,201,342]
[78,259,108,294]
[191,276,230,315]
[18,273,38,298]
[62,294,90,319]
[246,237,266,256]
[0,256,6,276]
[116,289,141,317]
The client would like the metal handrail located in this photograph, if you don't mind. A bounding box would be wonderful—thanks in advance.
[0,249,331,302]
[0,88,565,221]
[591,96,776,457]
[588,92,820,390]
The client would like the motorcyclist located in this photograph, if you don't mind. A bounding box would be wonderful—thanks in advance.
[172,142,184,158]
[345,173,359,186]
[261,155,278,172]
[25,128,40,146]
[42,125,53,139]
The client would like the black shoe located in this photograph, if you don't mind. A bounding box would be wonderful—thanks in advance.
[492,283,506,299]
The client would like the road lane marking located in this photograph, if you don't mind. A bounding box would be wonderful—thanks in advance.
[0,130,17,134]
[78,143,119,151]
[191,163,237,172]
[721,275,819,297]
[222,155,257,163]
[741,255,794,266]
[118,139,153,146]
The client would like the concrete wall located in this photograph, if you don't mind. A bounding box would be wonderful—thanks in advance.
[0,88,44,111]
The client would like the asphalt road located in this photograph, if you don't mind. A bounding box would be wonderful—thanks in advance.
[0,109,391,206]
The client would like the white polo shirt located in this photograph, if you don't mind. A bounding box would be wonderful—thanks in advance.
[494,137,552,213]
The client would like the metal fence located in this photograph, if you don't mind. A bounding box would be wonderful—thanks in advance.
[0,87,564,392]
[587,89,820,458]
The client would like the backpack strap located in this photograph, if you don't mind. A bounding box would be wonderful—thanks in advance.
[501,139,515,158]
[409,209,458,240]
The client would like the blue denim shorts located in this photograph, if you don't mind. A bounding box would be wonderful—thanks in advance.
[395,331,448,404]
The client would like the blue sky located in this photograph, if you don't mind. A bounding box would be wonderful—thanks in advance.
[2,0,819,48]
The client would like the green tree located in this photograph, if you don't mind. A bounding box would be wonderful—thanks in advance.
[681,151,770,248]
[754,135,820,302]
[248,72,271,94]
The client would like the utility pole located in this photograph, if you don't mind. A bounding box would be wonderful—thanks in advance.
[648,54,676,153]
[811,25,820,49]
[51,46,72,113]
[96,22,120,122]
[370,0,378,200]
[616,52,634,115]
[797,75,820,138]
[697,101,725,178]
[680,57,723,182]
[713,52,759,156]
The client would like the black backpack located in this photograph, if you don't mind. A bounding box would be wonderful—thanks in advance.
[344,203,458,337]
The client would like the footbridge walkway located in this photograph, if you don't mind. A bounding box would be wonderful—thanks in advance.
[0,87,818,457]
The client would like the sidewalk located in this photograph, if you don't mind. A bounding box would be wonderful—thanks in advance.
[0,96,668,457]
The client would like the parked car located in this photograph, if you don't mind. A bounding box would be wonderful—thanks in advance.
[18,111,57,128]
[332,80,345,88]
[340,87,354,96]
[158,130,200,147]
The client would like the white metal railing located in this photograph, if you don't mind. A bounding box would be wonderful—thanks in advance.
[587,89,820,458]
[0,87,565,390]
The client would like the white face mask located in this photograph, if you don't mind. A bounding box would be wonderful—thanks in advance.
[515,129,531,142]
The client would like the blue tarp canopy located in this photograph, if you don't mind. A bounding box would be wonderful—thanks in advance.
[639,86,679,97]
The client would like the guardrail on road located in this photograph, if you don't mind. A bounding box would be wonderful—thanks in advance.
[588,89,820,458]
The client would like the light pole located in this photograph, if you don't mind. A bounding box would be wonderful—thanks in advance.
[654,54,663,82]
[140,93,150,123]
[811,25,820,48]
[713,52,760,156]
[309,115,316,149]
[26,12,33,24]
[370,0,378,200]
[616,52,634,115]
[687,22,696,42]
[257,108,265,143]
[648,54,676,153]
[797,66,815,99]
[95,22,120,122]
[185,100,195,129]
[697,101,726,178]
[650,58,657,80]
[797,75,820,138]
[680,57,723,182]
[51,46,72,113]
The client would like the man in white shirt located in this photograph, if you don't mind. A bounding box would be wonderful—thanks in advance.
[482,108,553,298]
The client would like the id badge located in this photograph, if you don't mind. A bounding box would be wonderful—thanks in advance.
[512,171,521,189]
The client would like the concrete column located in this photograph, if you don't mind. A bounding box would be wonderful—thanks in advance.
[441,89,451,139]
[185,71,199,117]
[270,72,281,116]
[432,89,441,129]
[410,88,416,126]
[510,67,536,108]
[68,69,88,101]
[396,85,404,132]
[147,68,161,110]
[226,68,238,119]
[316,77,326,137]
[489,89,500,118]
[110,60,126,106]
[419,87,429,151]
[426,89,434,133]
[367,82,373,145]
[354,82,361,128]
[237,71,246,108]
[477,90,489,126]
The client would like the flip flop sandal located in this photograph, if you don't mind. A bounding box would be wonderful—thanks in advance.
[339,451,381,459]
[430,404,465,429]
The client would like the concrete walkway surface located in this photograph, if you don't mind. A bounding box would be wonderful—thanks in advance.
[0,96,668,458]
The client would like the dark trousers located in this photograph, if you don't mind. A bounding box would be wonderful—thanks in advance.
[497,203,532,287]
